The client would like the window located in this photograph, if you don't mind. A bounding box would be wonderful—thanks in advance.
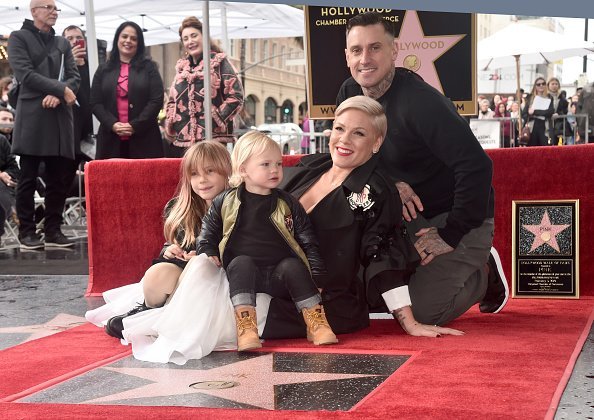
[250,40,257,63]
[265,97,278,123]
[244,95,257,126]
[262,40,269,62]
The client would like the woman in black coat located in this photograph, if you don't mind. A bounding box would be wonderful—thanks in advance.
[91,21,164,159]
[263,96,461,339]
[522,77,555,147]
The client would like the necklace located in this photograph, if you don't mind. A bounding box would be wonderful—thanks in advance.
[323,170,348,188]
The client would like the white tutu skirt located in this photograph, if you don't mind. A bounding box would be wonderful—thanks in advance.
[85,254,239,365]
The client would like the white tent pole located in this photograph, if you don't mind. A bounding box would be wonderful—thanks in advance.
[83,0,99,79]
[84,0,100,134]
[221,3,230,53]
[202,0,212,139]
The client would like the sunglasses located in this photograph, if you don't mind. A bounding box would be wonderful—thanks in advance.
[32,5,61,12]
[535,82,546,86]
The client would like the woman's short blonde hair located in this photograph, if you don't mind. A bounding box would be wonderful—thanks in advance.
[229,130,281,187]
[334,95,387,138]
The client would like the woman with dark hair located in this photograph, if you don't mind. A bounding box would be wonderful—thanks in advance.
[91,21,164,159]
[163,16,244,157]
[494,101,512,148]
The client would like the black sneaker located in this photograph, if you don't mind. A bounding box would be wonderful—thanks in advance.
[45,232,76,248]
[105,303,152,339]
[19,234,44,250]
[479,247,509,314]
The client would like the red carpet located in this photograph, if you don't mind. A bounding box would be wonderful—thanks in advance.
[1,298,592,419]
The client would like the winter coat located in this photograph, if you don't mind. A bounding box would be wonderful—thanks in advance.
[91,58,164,159]
[7,19,80,159]
[0,134,20,181]
[197,184,327,286]
[164,53,243,146]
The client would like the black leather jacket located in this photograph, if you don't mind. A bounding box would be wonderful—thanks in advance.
[197,184,328,287]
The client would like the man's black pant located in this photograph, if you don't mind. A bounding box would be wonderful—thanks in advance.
[16,155,72,237]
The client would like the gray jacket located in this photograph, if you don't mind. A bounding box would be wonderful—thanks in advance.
[7,19,80,159]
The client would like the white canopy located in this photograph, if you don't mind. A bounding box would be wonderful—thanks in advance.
[0,1,304,46]
[478,23,594,70]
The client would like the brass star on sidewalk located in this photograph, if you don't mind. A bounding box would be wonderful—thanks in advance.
[84,353,380,409]
[0,313,86,343]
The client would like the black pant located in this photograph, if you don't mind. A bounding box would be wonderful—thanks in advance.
[528,119,549,147]
[16,155,72,237]
[0,182,15,236]
[226,255,320,312]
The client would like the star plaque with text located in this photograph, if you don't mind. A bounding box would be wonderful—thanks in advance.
[512,200,579,298]
[305,7,476,119]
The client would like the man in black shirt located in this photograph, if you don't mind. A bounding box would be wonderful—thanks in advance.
[337,12,508,329]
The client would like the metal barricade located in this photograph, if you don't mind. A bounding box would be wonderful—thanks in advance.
[552,114,589,145]
[469,114,590,147]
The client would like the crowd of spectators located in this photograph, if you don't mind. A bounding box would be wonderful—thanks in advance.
[476,78,588,147]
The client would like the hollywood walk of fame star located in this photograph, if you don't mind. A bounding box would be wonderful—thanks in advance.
[83,353,381,409]
[0,313,86,343]
[522,209,570,253]
[394,11,466,94]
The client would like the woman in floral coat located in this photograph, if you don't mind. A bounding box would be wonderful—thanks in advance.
[164,16,244,157]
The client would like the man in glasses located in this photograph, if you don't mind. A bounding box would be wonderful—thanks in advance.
[335,12,507,335]
[7,0,80,250]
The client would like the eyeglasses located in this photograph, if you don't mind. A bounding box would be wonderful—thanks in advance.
[535,82,546,86]
[32,5,61,12]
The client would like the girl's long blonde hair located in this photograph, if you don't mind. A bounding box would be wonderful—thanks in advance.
[164,141,231,248]
[229,130,280,187]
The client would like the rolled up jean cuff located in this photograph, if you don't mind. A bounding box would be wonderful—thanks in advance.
[295,293,322,312]
[382,285,412,312]
[231,292,256,308]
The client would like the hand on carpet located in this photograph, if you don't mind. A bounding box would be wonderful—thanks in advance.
[404,322,465,338]
[392,306,464,337]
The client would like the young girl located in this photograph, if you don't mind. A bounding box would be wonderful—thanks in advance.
[86,140,236,364]
[197,131,338,351]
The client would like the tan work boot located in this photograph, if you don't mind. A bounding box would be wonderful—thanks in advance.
[302,304,338,345]
[234,305,262,351]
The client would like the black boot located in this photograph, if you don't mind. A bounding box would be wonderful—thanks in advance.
[105,303,152,339]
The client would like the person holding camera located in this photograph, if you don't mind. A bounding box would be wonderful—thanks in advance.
[62,25,93,197]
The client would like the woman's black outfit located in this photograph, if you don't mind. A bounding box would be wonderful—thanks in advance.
[260,154,413,338]
[523,94,555,147]
[91,58,164,159]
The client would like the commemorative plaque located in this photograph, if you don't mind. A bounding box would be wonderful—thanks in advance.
[512,200,579,298]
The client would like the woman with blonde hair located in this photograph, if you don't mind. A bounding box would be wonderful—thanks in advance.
[522,77,555,146]
[164,16,244,157]
[266,95,463,339]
